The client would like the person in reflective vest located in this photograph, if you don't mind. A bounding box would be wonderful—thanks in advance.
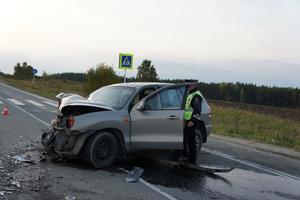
[184,80,202,164]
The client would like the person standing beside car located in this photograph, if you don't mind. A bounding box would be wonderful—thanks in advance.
[183,80,202,165]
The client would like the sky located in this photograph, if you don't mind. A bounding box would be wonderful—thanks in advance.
[0,0,300,88]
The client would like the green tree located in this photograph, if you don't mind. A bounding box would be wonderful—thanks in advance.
[13,62,33,79]
[42,71,50,81]
[86,63,119,92]
[136,60,158,82]
[239,88,245,103]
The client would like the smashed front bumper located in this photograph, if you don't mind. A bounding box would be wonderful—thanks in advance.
[41,117,94,155]
[41,115,76,151]
[41,127,77,152]
[41,127,95,157]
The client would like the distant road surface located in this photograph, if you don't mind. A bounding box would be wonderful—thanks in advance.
[0,82,299,200]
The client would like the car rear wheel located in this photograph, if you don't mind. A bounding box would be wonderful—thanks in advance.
[84,132,119,168]
[195,129,203,152]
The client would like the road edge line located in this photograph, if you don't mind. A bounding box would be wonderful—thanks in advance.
[202,147,300,181]
[119,168,178,200]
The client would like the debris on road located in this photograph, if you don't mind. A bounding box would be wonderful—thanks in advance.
[178,159,234,174]
[12,155,36,164]
[158,158,234,174]
[25,143,35,151]
[125,167,144,183]
[39,156,47,162]
[65,195,76,200]
[10,181,21,188]
[197,164,234,173]
[0,147,49,199]
[0,187,16,192]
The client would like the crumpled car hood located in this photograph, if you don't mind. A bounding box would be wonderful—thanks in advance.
[57,93,115,112]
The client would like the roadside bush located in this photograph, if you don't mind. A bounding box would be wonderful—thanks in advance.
[85,63,119,93]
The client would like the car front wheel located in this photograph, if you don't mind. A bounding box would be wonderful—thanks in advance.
[84,132,119,168]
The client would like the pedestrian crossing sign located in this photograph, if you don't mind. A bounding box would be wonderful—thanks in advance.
[119,53,133,69]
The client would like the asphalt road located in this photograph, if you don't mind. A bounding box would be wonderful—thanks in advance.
[0,82,300,200]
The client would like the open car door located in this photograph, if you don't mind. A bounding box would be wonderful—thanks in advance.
[130,84,188,149]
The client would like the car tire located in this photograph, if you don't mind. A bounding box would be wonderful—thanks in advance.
[84,132,119,168]
[195,129,203,152]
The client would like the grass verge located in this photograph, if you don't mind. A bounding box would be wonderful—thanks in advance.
[210,99,300,122]
[211,104,300,150]
[1,77,299,150]
[1,77,88,99]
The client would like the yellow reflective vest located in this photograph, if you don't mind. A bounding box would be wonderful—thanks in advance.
[184,91,201,121]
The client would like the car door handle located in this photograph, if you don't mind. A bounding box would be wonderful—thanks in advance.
[167,115,179,120]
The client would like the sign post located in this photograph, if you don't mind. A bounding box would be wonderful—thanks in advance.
[32,68,38,86]
[119,53,133,83]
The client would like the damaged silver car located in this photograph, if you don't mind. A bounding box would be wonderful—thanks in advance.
[41,82,212,168]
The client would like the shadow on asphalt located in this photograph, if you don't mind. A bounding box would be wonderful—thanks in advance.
[51,155,232,192]
[40,151,233,192]
[117,156,232,190]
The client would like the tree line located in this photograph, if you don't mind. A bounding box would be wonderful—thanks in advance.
[49,72,86,82]
[7,60,300,108]
[197,82,300,108]
[156,79,300,108]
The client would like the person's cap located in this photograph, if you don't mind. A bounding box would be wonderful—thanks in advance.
[184,79,198,84]
[184,79,198,83]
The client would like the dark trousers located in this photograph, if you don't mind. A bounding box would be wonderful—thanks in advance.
[184,122,196,164]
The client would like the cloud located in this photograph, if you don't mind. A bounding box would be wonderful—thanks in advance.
[153,59,300,88]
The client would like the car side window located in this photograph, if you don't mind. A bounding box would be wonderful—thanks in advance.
[144,94,159,110]
[129,87,156,112]
[143,87,185,111]
[133,87,156,105]
[159,89,181,110]
[176,86,185,105]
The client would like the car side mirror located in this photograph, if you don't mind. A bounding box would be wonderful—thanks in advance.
[137,101,145,111]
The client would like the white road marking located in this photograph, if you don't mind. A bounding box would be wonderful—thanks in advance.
[25,100,45,107]
[202,147,300,181]
[0,100,3,104]
[139,179,178,200]
[0,97,49,126]
[7,98,24,106]
[47,110,58,113]
[43,101,57,107]
[0,82,56,103]
[119,168,178,200]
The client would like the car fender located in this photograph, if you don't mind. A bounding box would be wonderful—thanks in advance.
[62,110,130,155]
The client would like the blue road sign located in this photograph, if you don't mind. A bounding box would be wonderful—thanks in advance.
[32,68,38,75]
[119,53,133,69]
